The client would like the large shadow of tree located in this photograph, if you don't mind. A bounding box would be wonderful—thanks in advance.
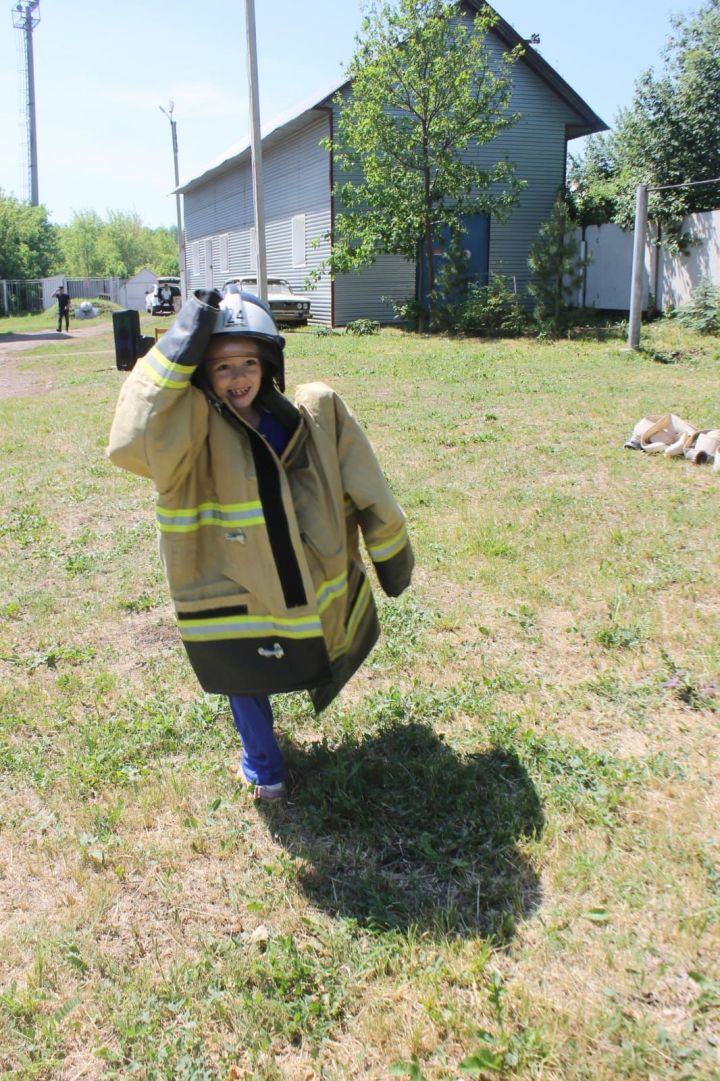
[261,720,544,940]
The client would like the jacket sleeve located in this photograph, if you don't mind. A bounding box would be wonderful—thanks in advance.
[107,292,220,494]
[332,391,414,597]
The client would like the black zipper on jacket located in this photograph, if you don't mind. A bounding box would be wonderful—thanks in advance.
[219,403,307,610]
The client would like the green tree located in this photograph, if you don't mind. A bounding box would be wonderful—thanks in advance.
[104,211,179,278]
[0,190,60,278]
[527,196,587,336]
[58,210,105,277]
[325,0,525,330]
[103,210,147,278]
[568,0,720,243]
[57,211,179,278]
[146,225,180,276]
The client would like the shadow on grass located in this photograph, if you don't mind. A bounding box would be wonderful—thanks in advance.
[263,720,544,940]
[0,331,70,342]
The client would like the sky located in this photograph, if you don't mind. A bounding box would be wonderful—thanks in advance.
[0,0,704,229]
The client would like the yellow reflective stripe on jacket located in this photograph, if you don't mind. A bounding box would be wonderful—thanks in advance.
[330,575,371,660]
[316,569,348,614]
[367,525,407,563]
[157,501,265,533]
[178,612,323,642]
[139,345,195,390]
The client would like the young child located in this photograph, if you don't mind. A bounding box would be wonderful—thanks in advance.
[107,287,414,799]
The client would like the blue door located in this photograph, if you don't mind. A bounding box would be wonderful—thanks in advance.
[417,213,490,311]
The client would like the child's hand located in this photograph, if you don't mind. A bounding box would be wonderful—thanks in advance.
[194,289,223,309]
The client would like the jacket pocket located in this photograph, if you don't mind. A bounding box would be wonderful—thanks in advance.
[288,452,343,560]
[300,529,343,563]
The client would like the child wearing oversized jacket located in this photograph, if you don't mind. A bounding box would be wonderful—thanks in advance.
[107,287,414,800]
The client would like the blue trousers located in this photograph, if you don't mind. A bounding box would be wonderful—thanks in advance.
[229,695,285,786]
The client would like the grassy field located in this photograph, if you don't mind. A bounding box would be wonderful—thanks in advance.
[1,312,719,1080]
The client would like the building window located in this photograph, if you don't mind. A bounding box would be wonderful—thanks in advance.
[292,214,306,267]
[219,234,229,274]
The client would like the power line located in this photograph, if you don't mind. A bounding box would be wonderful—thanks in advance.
[650,176,720,192]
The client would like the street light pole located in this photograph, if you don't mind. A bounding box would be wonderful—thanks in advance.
[159,102,186,301]
[244,0,268,303]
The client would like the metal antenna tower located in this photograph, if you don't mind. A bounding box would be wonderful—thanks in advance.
[12,0,41,206]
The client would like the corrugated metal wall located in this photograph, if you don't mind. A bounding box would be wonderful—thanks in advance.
[330,86,416,325]
[333,255,416,326]
[183,15,594,326]
[183,113,332,323]
[331,23,588,321]
[480,33,578,299]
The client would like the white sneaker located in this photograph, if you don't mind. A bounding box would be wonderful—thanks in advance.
[249,780,288,801]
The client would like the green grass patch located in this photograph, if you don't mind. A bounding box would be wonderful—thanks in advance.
[1,319,719,1078]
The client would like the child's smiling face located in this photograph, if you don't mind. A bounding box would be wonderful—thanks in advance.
[205,337,264,421]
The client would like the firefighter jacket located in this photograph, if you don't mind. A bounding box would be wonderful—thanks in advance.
[107,293,414,712]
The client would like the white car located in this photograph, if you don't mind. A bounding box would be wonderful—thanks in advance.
[145,277,181,316]
[223,277,311,325]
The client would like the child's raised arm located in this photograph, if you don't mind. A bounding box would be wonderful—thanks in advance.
[107,291,221,492]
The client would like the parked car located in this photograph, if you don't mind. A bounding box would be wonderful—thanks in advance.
[145,277,181,315]
[222,277,311,325]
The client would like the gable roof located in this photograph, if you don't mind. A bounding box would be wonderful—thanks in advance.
[467,1,606,138]
[178,1,606,196]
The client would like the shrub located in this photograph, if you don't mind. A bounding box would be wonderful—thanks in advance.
[454,274,529,337]
[345,318,380,336]
[528,196,588,336]
[381,296,424,330]
[431,228,472,332]
[672,278,720,334]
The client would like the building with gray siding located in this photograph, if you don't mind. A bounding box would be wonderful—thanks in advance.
[178,2,605,326]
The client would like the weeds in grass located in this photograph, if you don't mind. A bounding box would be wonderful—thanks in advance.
[458,973,549,1075]
[117,592,159,613]
[0,506,47,546]
[392,972,549,1077]
[660,648,719,711]
[1,319,719,1078]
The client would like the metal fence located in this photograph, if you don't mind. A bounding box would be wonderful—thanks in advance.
[66,277,122,302]
[0,279,44,316]
[0,276,125,316]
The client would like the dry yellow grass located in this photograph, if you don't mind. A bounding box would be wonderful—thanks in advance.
[0,315,718,1079]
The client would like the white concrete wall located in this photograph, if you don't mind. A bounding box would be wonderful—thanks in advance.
[122,268,157,311]
[658,210,720,310]
[577,209,720,312]
[43,276,65,311]
[581,223,640,310]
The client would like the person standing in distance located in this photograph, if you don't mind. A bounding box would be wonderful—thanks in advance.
[53,285,71,332]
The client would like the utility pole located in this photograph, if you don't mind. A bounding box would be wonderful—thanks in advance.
[244,0,267,302]
[159,102,186,300]
[12,0,40,206]
[627,183,648,350]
